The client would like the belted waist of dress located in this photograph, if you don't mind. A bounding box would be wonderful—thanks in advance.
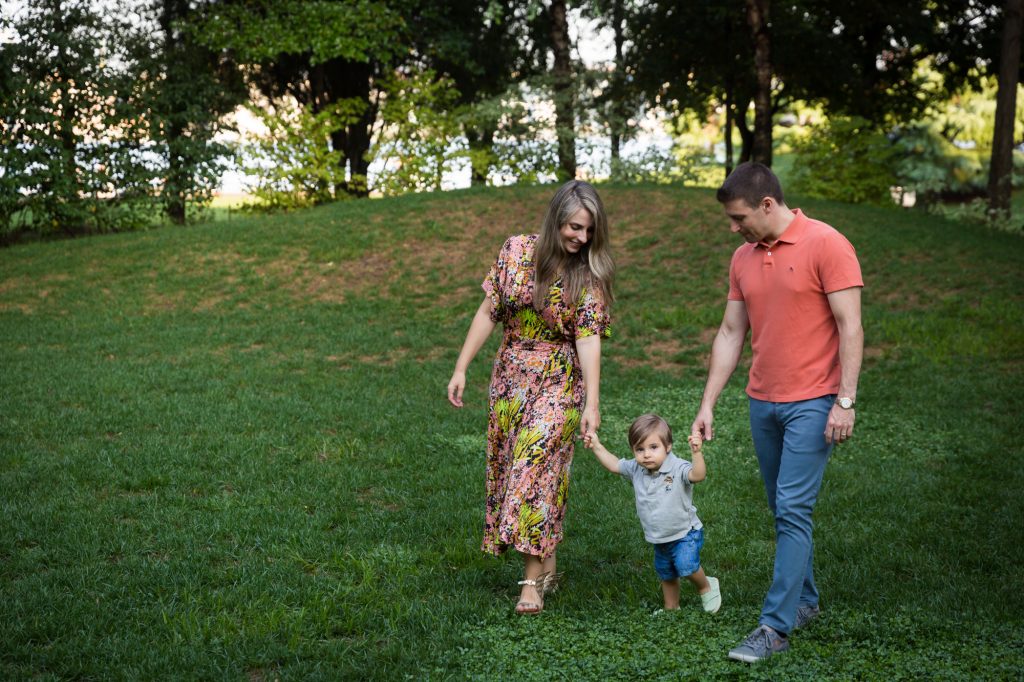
[503,338,574,352]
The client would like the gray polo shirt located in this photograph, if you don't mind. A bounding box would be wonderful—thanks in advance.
[619,452,702,544]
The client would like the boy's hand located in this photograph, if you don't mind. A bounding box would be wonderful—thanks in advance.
[583,430,600,449]
[688,431,703,454]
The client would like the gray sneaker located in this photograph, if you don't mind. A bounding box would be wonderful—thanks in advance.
[728,625,790,663]
[794,604,821,629]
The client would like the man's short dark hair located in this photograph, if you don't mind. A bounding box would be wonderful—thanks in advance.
[716,162,785,208]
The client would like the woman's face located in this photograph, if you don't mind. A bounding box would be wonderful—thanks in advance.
[559,208,595,254]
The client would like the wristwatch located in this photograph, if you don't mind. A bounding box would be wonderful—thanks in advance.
[836,396,855,409]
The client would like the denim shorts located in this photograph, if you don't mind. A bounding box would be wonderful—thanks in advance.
[653,527,704,580]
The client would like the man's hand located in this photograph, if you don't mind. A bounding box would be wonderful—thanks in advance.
[691,406,715,441]
[825,403,855,444]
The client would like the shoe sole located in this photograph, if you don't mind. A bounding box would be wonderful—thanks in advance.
[702,578,722,614]
[728,650,761,663]
[728,648,787,663]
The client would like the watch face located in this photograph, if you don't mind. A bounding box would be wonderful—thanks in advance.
[838,397,853,409]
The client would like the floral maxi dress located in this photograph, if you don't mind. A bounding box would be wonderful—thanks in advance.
[481,234,611,559]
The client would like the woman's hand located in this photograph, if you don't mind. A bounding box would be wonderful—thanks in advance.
[448,298,497,409]
[580,402,600,438]
[447,370,466,407]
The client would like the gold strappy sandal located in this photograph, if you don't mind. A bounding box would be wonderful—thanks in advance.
[541,571,564,597]
[515,572,549,615]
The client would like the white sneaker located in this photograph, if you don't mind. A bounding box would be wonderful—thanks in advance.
[701,576,721,613]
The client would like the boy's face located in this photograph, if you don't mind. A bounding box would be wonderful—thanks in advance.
[633,434,670,472]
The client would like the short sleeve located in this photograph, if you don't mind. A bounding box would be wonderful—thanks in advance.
[676,458,695,484]
[818,231,864,294]
[482,237,514,323]
[618,458,636,481]
[574,283,611,339]
[728,246,745,301]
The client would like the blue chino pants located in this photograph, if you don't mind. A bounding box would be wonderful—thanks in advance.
[748,395,835,635]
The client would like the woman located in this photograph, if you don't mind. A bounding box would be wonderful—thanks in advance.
[447,180,614,614]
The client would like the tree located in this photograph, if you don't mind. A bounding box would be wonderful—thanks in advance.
[988,0,1023,216]
[408,0,541,186]
[549,0,577,180]
[745,0,772,165]
[583,0,647,173]
[0,0,146,236]
[629,1,975,169]
[129,0,246,224]
[198,0,408,198]
[629,2,759,163]
[0,0,245,237]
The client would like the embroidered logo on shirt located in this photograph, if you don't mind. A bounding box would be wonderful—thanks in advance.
[663,474,673,492]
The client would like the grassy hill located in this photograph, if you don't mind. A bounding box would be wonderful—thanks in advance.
[2,184,1022,679]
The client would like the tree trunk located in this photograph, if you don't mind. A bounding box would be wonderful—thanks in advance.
[466,125,495,186]
[609,0,624,164]
[745,0,773,166]
[735,95,754,163]
[324,58,373,198]
[988,0,1023,217]
[723,15,734,179]
[53,8,82,232]
[161,0,189,224]
[550,0,576,181]
[165,126,187,224]
[724,85,734,179]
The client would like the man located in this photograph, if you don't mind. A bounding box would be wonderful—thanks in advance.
[692,162,863,663]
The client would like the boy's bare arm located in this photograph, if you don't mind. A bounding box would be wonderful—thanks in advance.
[687,432,707,482]
[583,431,621,474]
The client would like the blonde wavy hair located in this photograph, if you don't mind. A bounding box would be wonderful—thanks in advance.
[533,180,615,313]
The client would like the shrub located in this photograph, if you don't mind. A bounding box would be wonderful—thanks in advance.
[239,98,362,211]
[373,70,466,196]
[787,117,901,205]
[890,121,987,207]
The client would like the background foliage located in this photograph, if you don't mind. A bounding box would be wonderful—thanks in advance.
[3,0,1021,239]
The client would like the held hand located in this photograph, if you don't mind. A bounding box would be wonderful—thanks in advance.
[447,370,466,408]
[825,404,855,444]
[580,403,600,439]
[583,429,601,449]
[691,407,715,442]
[688,431,704,455]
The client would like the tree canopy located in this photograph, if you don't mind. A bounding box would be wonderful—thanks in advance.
[1,0,1020,238]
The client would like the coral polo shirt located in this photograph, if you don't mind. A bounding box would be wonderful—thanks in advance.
[728,209,863,402]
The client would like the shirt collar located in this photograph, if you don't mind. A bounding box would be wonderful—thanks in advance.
[756,208,807,249]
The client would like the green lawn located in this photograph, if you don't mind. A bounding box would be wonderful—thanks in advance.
[2,184,1022,680]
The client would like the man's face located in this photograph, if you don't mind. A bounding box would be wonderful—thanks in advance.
[722,198,770,243]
